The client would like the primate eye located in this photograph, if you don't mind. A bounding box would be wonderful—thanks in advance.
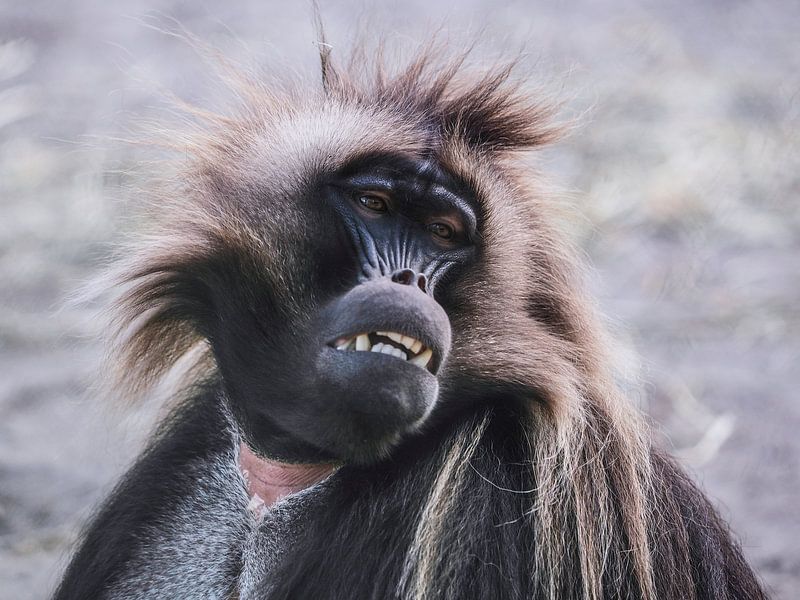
[427,222,455,240]
[358,194,388,213]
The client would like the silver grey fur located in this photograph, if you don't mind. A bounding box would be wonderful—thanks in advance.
[102,407,333,599]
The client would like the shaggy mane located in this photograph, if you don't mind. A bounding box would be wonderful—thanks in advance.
[87,30,767,600]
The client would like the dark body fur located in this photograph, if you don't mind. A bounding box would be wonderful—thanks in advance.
[54,36,767,600]
[56,385,764,599]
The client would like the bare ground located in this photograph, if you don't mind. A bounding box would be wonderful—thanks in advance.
[0,1,798,598]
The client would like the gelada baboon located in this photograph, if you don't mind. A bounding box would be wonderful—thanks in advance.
[55,31,767,600]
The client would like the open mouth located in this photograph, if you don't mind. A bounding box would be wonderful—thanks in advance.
[330,331,434,372]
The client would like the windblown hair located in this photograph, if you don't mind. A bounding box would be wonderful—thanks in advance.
[96,34,766,600]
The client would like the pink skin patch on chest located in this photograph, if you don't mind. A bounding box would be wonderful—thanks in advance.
[238,443,337,516]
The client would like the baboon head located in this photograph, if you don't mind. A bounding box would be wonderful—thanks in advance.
[207,150,466,463]
[114,45,585,466]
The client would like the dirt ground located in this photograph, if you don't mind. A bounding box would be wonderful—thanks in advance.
[1,1,798,598]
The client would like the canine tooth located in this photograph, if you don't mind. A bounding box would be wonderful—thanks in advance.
[410,339,423,354]
[410,348,433,369]
[356,334,370,351]
[386,332,404,344]
[399,335,415,350]
[371,343,385,353]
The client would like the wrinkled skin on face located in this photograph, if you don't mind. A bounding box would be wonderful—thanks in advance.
[208,154,478,464]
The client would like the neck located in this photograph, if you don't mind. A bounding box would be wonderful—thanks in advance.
[238,443,337,514]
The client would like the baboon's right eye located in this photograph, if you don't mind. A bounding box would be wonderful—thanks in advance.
[358,193,389,213]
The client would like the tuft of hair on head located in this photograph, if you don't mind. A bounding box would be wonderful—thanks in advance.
[316,36,563,154]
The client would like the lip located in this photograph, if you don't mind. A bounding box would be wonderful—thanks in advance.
[319,344,439,383]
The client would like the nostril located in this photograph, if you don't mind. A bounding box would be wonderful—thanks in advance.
[391,269,416,286]
[391,269,429,294]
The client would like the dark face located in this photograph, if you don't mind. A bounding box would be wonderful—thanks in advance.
[209,154,479,464]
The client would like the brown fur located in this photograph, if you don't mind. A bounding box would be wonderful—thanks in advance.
[98,34,766,600]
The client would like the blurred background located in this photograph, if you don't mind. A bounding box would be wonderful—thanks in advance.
[0,1,797,598]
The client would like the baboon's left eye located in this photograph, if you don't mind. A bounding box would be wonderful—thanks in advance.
[358,194,388,213]
[427,222,455,240]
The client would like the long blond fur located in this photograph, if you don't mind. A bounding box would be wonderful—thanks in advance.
[94,28,763,600]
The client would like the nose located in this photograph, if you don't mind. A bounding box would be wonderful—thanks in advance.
[390,268,428,294]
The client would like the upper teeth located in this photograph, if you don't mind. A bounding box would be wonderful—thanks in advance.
[333,331,433,370]
[377,331,419,353]
[356,333,370,351]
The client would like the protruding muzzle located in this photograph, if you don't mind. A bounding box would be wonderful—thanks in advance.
[321,277,452,375]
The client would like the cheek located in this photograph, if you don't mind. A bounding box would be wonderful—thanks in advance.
[430,263,474,315]
[306,226,360,297]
